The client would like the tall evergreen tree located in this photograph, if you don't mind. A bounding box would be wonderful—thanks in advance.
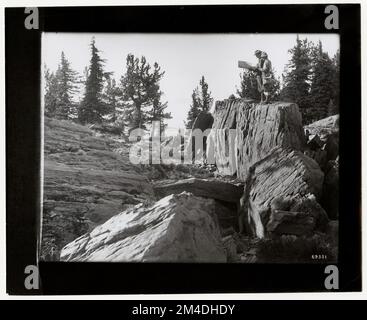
[43,53,78,120]
[185,88,201,129]
[309,41,337,121]
[102,76,121,123]
[237,68,280,101]
[55,51,79,119]
[198,76,213,111]
[331,49,340,115]
[269,72,281,101]
[78,38,107,124]
[281,35,313,122]
[44,66,59,117]
[147,89,172,133]
[185,76,213,129]
[120,54,168,130]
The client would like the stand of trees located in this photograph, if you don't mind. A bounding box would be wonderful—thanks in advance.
[237,69,280,101]
[44,38,171,133]
[44,51,79,120]
[120,54,171,132]
[45,35,340,131]
[280,36,339,124]
[236,35,339,124]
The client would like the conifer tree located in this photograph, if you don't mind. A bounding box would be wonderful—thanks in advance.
[198,76,213,112]
[147,89,172,133]
[120,54,168,131]
[103,76,121,123]
[79,38,107,124]
[331,49,340,114]
[185,88,201,129]
[44,52,78,120]
[44,66,59,118]
[281,35,313,122]
[309,41,337,121]
[55,51,79,119]
[185,76,213,129]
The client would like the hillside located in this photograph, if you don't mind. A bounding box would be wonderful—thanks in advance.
[41,100,339,263]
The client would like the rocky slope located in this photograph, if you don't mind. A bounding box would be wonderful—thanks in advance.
[41,117,154,260]
[49,100,338,263]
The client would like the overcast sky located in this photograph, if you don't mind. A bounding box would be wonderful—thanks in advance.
[42,33,339,128]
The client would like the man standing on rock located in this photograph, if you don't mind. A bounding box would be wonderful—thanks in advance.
[254,50,274,104]
[254,50,264,102]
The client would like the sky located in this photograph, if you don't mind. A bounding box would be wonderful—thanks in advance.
[42,33,339,128]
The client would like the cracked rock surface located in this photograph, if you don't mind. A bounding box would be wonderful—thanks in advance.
[60,192,227,262]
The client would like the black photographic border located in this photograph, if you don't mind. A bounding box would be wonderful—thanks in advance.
[6,4,361,295]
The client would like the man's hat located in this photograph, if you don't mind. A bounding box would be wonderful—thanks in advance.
[254,50,262,56]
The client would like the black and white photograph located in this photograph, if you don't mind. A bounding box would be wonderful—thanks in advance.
[40,32,340,264]
[5,3,362,296]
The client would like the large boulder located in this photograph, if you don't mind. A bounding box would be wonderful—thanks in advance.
[304,114,339,162]
[192,111,214,131]
[304,114,339,141]
[185,111,214,163]
[266,210,317,237]
[207,99,306,180]
[60,192,227,262]
[244,147,327,238]
[41,117,154,260]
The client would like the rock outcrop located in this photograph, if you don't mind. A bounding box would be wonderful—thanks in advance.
[304,114,339,163]
[153,178,243,204]
[207,99,305,180]
[185,111,214,164]
[304,115,339,219]
[60,192,227,262]
[41,117,154,260]
[244,147,327,238]
[46,101,338,263]
[192,111,214,131]
[304,114,339,140]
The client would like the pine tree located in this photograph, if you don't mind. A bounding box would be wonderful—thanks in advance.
[44,66,59,117]
[103,76,121,123]
[198,76,213,111]
[185,76,213,129]
[309,41,337,121]
[185,88,201,129]
[79,38,107,124]
[120,54,167,131]
[147,90,172,133]
[55,51,79,119]
[281,35,313,122]
[44,53,78,120]
[237,70,261,100]
[331,49,340,115]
